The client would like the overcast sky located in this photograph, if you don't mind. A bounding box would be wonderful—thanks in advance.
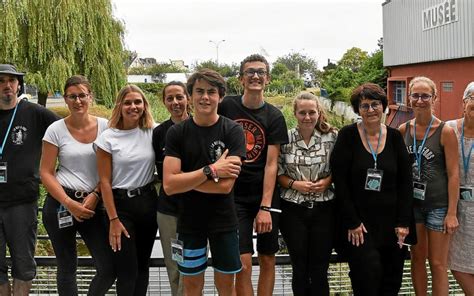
[111,0,384,69]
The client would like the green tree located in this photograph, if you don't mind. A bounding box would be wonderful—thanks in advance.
[270,62,290,78]
[338,47,369,72]
[274,52,319,80]
[0,0,126,107]
[193,60,239,77]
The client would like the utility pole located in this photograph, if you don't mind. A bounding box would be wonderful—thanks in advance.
[209,39,226,65]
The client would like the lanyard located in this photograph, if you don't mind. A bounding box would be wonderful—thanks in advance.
[413,116,434,174]
[0,102,19,159]
[363,123,382,169]
[461,119,474,182]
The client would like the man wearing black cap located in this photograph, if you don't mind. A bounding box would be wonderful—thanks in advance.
[0,64,58,295]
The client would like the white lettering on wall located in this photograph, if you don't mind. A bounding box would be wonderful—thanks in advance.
[422,0,458,31]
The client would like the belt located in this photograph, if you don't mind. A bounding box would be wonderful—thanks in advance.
[113,182,155,199]
[63,187,91,200]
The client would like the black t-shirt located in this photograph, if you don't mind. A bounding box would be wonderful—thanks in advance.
[0,100,59,207]
[165,116,246,233]
[152,118,180,216]
[218,95,288,201]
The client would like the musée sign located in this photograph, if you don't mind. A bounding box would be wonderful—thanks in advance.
[422,0,458,31]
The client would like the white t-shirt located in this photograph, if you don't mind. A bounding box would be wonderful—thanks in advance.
[94,127,155,189]
[43,117,108,192]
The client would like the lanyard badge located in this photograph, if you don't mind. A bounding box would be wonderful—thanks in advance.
[171,238,184,263]
[363,124,383,192]
[57,205,73,229]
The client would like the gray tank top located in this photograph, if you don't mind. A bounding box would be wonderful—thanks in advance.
[404,122,449,208]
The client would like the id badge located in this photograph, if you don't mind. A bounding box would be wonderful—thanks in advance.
[460,186,474,201]
[57,207,73,229]
[365,168,383,192]
[171,238,184,263]
[0,162,6,183]
[413,181,427,200]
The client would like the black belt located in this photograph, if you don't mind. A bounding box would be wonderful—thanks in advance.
[113,183,155,199]
[63,187,91,200]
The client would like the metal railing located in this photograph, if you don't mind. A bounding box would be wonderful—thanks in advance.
[26,249,464,295]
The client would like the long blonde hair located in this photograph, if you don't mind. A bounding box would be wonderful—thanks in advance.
[109,84,154,129]
[293,92,334,134]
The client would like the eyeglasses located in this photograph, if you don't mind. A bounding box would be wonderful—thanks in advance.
[64,93,90,101]
[359,101,381,111]
[465,95,474,101]
[243,69,267,78]
[409,93,432,101]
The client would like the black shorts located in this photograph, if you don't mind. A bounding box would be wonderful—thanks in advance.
[177,230,242,275]
[235,191,280,255]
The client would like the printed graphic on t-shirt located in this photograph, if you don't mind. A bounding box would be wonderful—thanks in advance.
[11,126,27,145]
[407,145,436,182]
[235,118,265,162]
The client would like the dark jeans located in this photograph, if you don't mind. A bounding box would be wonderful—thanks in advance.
[279,199,335,296]
[43,195,116,296]
[345,233,408,296]
[111,189,158,296]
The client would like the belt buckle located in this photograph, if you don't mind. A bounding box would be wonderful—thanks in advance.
[127,188,140,198]
[74,191,88,199]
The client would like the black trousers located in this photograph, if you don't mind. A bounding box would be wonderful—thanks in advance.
[43,195,116,296]
[345,233,408,296]
[111,189,158,296]
[279,199,335,296]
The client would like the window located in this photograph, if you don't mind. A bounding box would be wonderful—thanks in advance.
[392,81,406,105]
[442,82,453,92]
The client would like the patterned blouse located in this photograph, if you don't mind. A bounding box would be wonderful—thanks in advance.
[278,127,337,204]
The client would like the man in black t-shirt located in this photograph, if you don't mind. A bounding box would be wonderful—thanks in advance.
[218,54,289,296]
[163,69,246,296]
[0,64,59,295]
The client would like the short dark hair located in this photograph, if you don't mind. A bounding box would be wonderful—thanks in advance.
[187,69,226,98]
[350,83,387,114]
[64,75,92,95]
[162,81,188,101]
[239,54,270,77]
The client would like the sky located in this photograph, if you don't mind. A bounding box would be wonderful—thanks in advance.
[110,0,384,70]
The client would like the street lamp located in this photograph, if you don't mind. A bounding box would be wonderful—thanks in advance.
[209,39,225,65]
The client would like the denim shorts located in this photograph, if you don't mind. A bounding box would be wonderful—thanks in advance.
[414,207,448,232]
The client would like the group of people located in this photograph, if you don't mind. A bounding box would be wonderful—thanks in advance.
[0,54,472,296]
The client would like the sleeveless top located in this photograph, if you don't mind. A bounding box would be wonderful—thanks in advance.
[404,122,449,208]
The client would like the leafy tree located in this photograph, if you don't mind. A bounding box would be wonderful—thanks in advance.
[271,62,290,78]
[0,0,126,107]
[338,47,368,72]
[274,52,319,80]
[226,76,243,95]
[193,60,239,78]
[356,50,387,89]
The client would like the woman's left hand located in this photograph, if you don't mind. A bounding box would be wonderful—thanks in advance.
[82,193,99,211]
[312,176,332,193]
[444,214,459,234]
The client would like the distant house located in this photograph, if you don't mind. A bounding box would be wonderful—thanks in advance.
[129,57,157,69]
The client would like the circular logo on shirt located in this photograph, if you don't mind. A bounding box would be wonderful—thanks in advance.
[235,119,265,163]
[11,126,27,145]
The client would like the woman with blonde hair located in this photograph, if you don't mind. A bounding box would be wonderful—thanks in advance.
[446,82,474,295]
[399,76,459,296]
[95,84,157,295]
[277,92,337,295]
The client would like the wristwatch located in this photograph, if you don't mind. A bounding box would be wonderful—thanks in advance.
[203,165,213,180]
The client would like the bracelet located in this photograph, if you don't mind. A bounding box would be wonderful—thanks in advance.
[109,217,119,221]
[260,206,282,213]
[288,179,295,189]
[91,191,101,200]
